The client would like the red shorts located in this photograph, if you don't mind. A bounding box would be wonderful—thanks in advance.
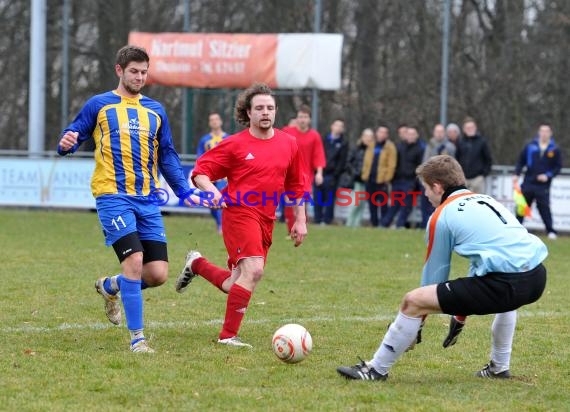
[222,206,274,270]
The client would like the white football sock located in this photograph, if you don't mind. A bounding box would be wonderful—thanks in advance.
[490,310,517,371]
[369,311,422,375]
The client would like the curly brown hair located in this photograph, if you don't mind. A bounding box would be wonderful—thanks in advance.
[234,83,275,127]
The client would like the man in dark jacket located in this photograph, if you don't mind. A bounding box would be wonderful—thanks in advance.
[381,126,425,228]
[513,123,562,239]
[456,117,492,193]
[314,119,349,225]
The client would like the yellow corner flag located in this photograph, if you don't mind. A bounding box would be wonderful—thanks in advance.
[513,183,531,218]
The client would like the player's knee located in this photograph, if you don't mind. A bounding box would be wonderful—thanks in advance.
[122,252,144,277]
[147,270,168,286]
[142,262,169,286]
[248,266,264,283]
[240,265,264,285]
[238,259,265,285]
[401,291,422,316]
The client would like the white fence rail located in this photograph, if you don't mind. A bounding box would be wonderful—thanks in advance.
[1,155,569,232]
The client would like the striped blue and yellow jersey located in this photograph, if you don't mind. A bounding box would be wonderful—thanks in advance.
[421,189,548,286]
[58,91,190,198]
[197,131,229,157]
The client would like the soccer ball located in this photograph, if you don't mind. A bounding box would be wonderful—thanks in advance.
[272,323,312,363]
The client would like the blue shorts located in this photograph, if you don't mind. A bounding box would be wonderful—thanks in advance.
[96,194,166,246]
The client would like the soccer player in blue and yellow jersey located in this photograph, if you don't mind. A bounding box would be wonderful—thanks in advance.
[196,112,228,233]
[58,45,196,353]
[337,155,547,381]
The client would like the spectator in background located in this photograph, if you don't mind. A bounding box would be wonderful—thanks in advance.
[361,125,397,227]
[345,128,375,227]
[282,105,326,232]
[420,124,456,227]
[513,123,562,239]
[314,119,348,225]
[446,123,461,147]
[397,124,408,142]
[423,124,456,162]
[456,117,492,194]
[196,112,229,234]
[381,126,425,229]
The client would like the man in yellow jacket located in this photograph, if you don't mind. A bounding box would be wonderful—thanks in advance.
[361,125,397,227]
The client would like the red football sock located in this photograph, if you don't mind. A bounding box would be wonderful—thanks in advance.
[219,283,252,340]
[455,315,466,322]
[192,257,231,291]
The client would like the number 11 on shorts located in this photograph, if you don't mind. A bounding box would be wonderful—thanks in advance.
[111,215,126,231]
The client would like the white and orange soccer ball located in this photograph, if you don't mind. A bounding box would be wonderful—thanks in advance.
[272,323,312,363]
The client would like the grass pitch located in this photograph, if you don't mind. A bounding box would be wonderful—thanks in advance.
[0,209,568,411]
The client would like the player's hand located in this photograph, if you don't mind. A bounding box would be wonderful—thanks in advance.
[59,131,78,151]
[183,194,203,207]
[536,174,548,183]
[210,191,227,209]
[290,220,307,247]
[443,315,465,348]
[314,172,324,186]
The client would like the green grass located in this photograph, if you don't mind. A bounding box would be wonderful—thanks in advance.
[0,209,568,411]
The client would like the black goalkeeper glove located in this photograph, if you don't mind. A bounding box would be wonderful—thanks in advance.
[442,315,465,348]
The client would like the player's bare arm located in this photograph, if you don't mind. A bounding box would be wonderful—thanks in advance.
[193,174,227,208]
[314,168,324,186]
[290,203,308,247]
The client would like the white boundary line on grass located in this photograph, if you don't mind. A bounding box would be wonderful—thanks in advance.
[1,310,564,334]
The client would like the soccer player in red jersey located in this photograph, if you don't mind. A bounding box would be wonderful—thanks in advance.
[282,105,326,232]
[175,83,308,347]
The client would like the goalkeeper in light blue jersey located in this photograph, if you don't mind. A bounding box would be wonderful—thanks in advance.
[337,155,547,381]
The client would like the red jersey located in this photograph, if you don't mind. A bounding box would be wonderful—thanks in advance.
[192,128,306,220]
[282,126,326,191]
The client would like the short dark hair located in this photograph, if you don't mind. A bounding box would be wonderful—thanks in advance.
[462,116,476,126]
[297,104,312,117]
[234,83,275,127]
[116,45,149,69]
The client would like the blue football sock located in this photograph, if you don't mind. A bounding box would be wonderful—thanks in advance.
[103,274,123,295]
[120,278,144,331]
[103,278,115,295]
[141,279,149,290]
[130,330,145,345]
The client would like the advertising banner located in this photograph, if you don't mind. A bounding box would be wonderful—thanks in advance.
[128,32,343,90]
